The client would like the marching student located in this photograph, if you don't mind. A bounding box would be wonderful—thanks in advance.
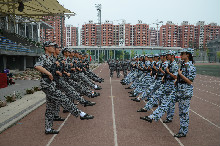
[174,48,196,138]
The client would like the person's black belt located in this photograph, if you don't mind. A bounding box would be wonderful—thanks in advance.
[42,75,49,78]
[166,78,175,81]
[179,80,187,84]
[157,75,164,77]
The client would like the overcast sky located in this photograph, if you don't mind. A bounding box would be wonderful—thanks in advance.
[58,0,220,28]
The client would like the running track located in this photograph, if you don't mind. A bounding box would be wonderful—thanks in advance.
[0,63,219,146]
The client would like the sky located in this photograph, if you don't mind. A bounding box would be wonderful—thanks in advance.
[57,0,220,28]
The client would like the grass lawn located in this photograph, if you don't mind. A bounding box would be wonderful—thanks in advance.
[195,65,220,77]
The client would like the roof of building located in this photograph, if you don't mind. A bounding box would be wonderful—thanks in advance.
[0,0,75,21]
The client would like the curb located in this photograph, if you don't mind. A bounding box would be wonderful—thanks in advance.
[0,92,46,134]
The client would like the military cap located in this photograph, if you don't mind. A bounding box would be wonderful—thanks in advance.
[148,54,153,58]
[160,52,166,56]
[62,48,69,52]
[179,48,194,54]
[43,41,56,47]
[154,54,160,57]
[166,50,176,55]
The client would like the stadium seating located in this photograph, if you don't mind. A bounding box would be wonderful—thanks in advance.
[0,34,35,53]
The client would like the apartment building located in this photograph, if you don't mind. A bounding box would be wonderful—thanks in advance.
[159,21,178,47]
[65,24,78,46]
[40,16,66,47]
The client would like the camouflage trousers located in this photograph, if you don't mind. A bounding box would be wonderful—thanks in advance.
[41,78,81,130]
[54,77,87,117]
[176,83,193,135]
[123,69,127,78]
[141,78,162,101]
[78,72,96,89]
[68,76,93,97]
[148,81,176,121]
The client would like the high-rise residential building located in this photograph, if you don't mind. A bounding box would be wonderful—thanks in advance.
[80,20,219,49]
[65,24,78,46]
[195,21,220,50]
[179,21,195,48]
[203,23,220,49]
[102,21,114,46]
[159,21,178,47]
[113,24,119,46]
[133,21,150,46]
[149,27,159,46]
[40,16,66,47]
[195,21,205,49]
[81,21,96,46]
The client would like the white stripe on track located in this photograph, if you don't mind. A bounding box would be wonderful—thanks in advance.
[110,77,118,146]
[193,95,220,108]
[142,100,184,146]
[190,109,220,129]
[46,113,71,146]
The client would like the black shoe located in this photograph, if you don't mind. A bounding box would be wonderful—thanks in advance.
[163,119,172,123]
[128,91,134,94]
[137,108,148,112]
[95,92,100,96]
[140,116,152,123]
[174,133,186,138]
[131,98,140,102]
[45,129,59,134]
[153,104,158,107]
[95,86,102,90]
[54,116,65,121]
[83,101,96,107]
[129,94,136,97]
[63,109,69,113]
[125,87,132,89]
[80,114,94,120]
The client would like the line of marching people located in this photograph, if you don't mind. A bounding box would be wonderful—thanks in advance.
[35,41,104,134]
[120,49,196,138]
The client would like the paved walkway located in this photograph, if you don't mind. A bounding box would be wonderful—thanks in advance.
[0,80,40,101]
[0,64,219,146]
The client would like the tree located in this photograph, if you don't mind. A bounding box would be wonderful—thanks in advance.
[99,52,104,63]
[188,41,194,48]
[217,51,220,62]
[195,49,200,58]
[109,50,113,59]
[142,51,146,55]
[131,50,135,58]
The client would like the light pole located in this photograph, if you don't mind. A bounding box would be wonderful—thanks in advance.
[95,4,102,63]
[153,19,163,46]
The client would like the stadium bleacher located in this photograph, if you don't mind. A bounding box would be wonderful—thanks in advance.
[0,33,35,53]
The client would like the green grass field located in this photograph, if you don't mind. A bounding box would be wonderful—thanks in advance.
[195,65,220,77]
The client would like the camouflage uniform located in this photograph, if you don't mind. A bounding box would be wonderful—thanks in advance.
[176,50,196,135]
[148,58,178,121]
[35,54,81,131]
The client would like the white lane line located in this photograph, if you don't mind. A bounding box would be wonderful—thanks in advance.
[195,88,220,96]
[159,119,184,146]
[194,95,220,108]
[142,101,184,146]
[190,109,220,129]
[46,113,71,146]
[110,77,118,146]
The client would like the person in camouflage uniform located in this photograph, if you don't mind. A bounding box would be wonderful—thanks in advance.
[136,52,168,111]
[52,47,96,117]
[174,48,196,138]
[122,59,128,78]
[35,42,94,134]
[115,59,121,78]
[109,59,115,77]
[140,50,178,124]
